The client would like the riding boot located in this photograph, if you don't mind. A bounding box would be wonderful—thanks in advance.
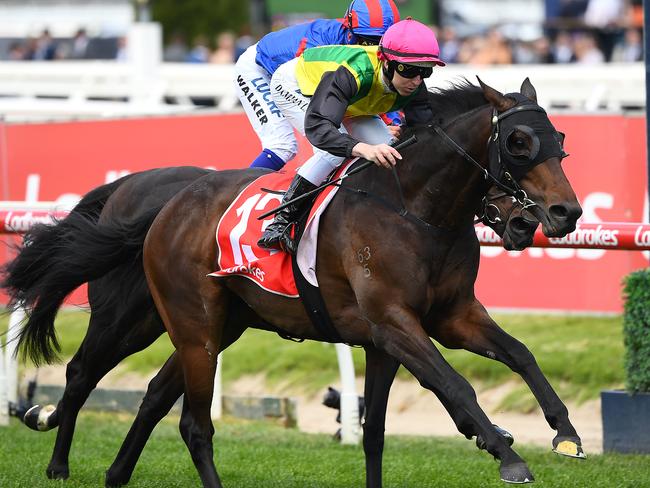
[258,174,317,254]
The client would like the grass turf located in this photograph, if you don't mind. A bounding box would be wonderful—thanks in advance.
[0,413,647,488]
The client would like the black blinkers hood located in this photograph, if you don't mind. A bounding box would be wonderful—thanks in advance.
[490,93,565,181]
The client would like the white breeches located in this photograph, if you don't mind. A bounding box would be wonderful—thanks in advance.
[270,57,391,185]
[234,44,298,162]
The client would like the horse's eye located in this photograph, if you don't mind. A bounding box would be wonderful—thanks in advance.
[513,138,526,149]
[507,135,529,156]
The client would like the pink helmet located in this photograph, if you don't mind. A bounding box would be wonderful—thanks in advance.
[378,19,445,67]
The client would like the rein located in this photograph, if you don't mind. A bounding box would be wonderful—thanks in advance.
[431,104,543,208]
[257,135,418,220]
[342,102,547,233]
[260,99,546,233]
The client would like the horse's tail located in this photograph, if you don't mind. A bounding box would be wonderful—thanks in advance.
[0,176,161,366]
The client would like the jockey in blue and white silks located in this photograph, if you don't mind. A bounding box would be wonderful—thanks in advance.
[235,0,400,171]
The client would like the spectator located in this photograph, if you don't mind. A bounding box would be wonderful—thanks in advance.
[115,36,128,61]
[70,28,90,59]
[610,27,642,62]
[512,37,553,64]
[573,32,605,63]
[584,0,627,60]
[210,31,235,64]
[234,30,255,62]
[533,37,555,63]
[439,26,461,64]
[457,35,484,64]
[8,41,27,60]
[583,0,626,28]
[463,27,512,65]
[31,29,58,60]
[185,35,210,63]
[164,33,188,62]
[552,30,576,62]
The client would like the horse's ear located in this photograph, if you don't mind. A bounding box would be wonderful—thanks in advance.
[477,76,511,112]
[520,77,537,103]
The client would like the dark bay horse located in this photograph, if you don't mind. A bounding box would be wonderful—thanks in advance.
[2,168,535,486]
[2,79,581,486]
[138,78,580,486]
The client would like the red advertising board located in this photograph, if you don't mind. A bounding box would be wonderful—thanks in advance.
[0,113,646,313]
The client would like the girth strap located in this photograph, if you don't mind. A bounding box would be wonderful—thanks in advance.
[290,204,343,343]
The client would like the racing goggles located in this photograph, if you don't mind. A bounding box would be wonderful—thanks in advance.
[394,62,433,79]
[355,33,382,46]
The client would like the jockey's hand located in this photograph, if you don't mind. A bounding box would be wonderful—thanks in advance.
[387,125,402,139]
[352,142,402,169]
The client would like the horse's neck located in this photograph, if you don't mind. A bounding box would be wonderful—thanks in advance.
[395,107,493,228]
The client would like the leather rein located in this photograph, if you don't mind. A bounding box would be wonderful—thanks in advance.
[342,101,547,233]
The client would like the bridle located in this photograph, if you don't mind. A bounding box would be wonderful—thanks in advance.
[475,191,537,227]
[432,96,568,227]
[431,98,556,210]
[262,92,565,237]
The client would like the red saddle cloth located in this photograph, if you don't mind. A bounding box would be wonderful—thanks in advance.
[209,161,355,297]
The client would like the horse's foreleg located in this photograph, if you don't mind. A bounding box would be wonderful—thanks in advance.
[147,255,228,488]
[105,352,184,487]
[362,346,399,488]
[105,319,248,488]
[177,342,222,488]
[437,300,584,458]
[368,308,534,484]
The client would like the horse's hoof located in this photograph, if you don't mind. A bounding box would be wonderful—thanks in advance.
[24,404,56,432]
[500,462,534,484]
[552,436,586,459]
[46,465,69,480]
[105,469,130,488]
[476,424,515,451]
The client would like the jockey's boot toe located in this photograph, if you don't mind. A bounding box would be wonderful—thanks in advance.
[257,174,317,254]
[258,222,289,250]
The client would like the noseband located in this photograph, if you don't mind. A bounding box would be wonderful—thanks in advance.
[476,191,538,227]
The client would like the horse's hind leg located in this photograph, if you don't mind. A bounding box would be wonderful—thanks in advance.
[436,299,584,458]
[362,346,399,488]
[35,307,163,480]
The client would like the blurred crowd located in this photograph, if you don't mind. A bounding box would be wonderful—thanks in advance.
[0,0,644,65]
[441,0,644,65]
[2,28,127,61]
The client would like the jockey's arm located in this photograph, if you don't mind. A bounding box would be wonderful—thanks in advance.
[304,67,402,168]
[304,67,360,158]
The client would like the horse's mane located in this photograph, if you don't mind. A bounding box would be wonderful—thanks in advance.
[426,78,488,125]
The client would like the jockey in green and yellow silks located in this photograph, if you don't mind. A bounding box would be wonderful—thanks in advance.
[258,19,445,254]
[295,45,421,117]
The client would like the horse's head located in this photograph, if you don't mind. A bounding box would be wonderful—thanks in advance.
[479,77,582,237]
[480,186,539,251]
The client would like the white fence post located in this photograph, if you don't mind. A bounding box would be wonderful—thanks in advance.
[335,343,360,444]
[210,353,222,420]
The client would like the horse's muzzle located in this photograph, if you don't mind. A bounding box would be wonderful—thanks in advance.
[502,215,539,251]
[542,202,582,237]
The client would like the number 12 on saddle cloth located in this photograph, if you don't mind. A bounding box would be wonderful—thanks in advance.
[209,159,357,296]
